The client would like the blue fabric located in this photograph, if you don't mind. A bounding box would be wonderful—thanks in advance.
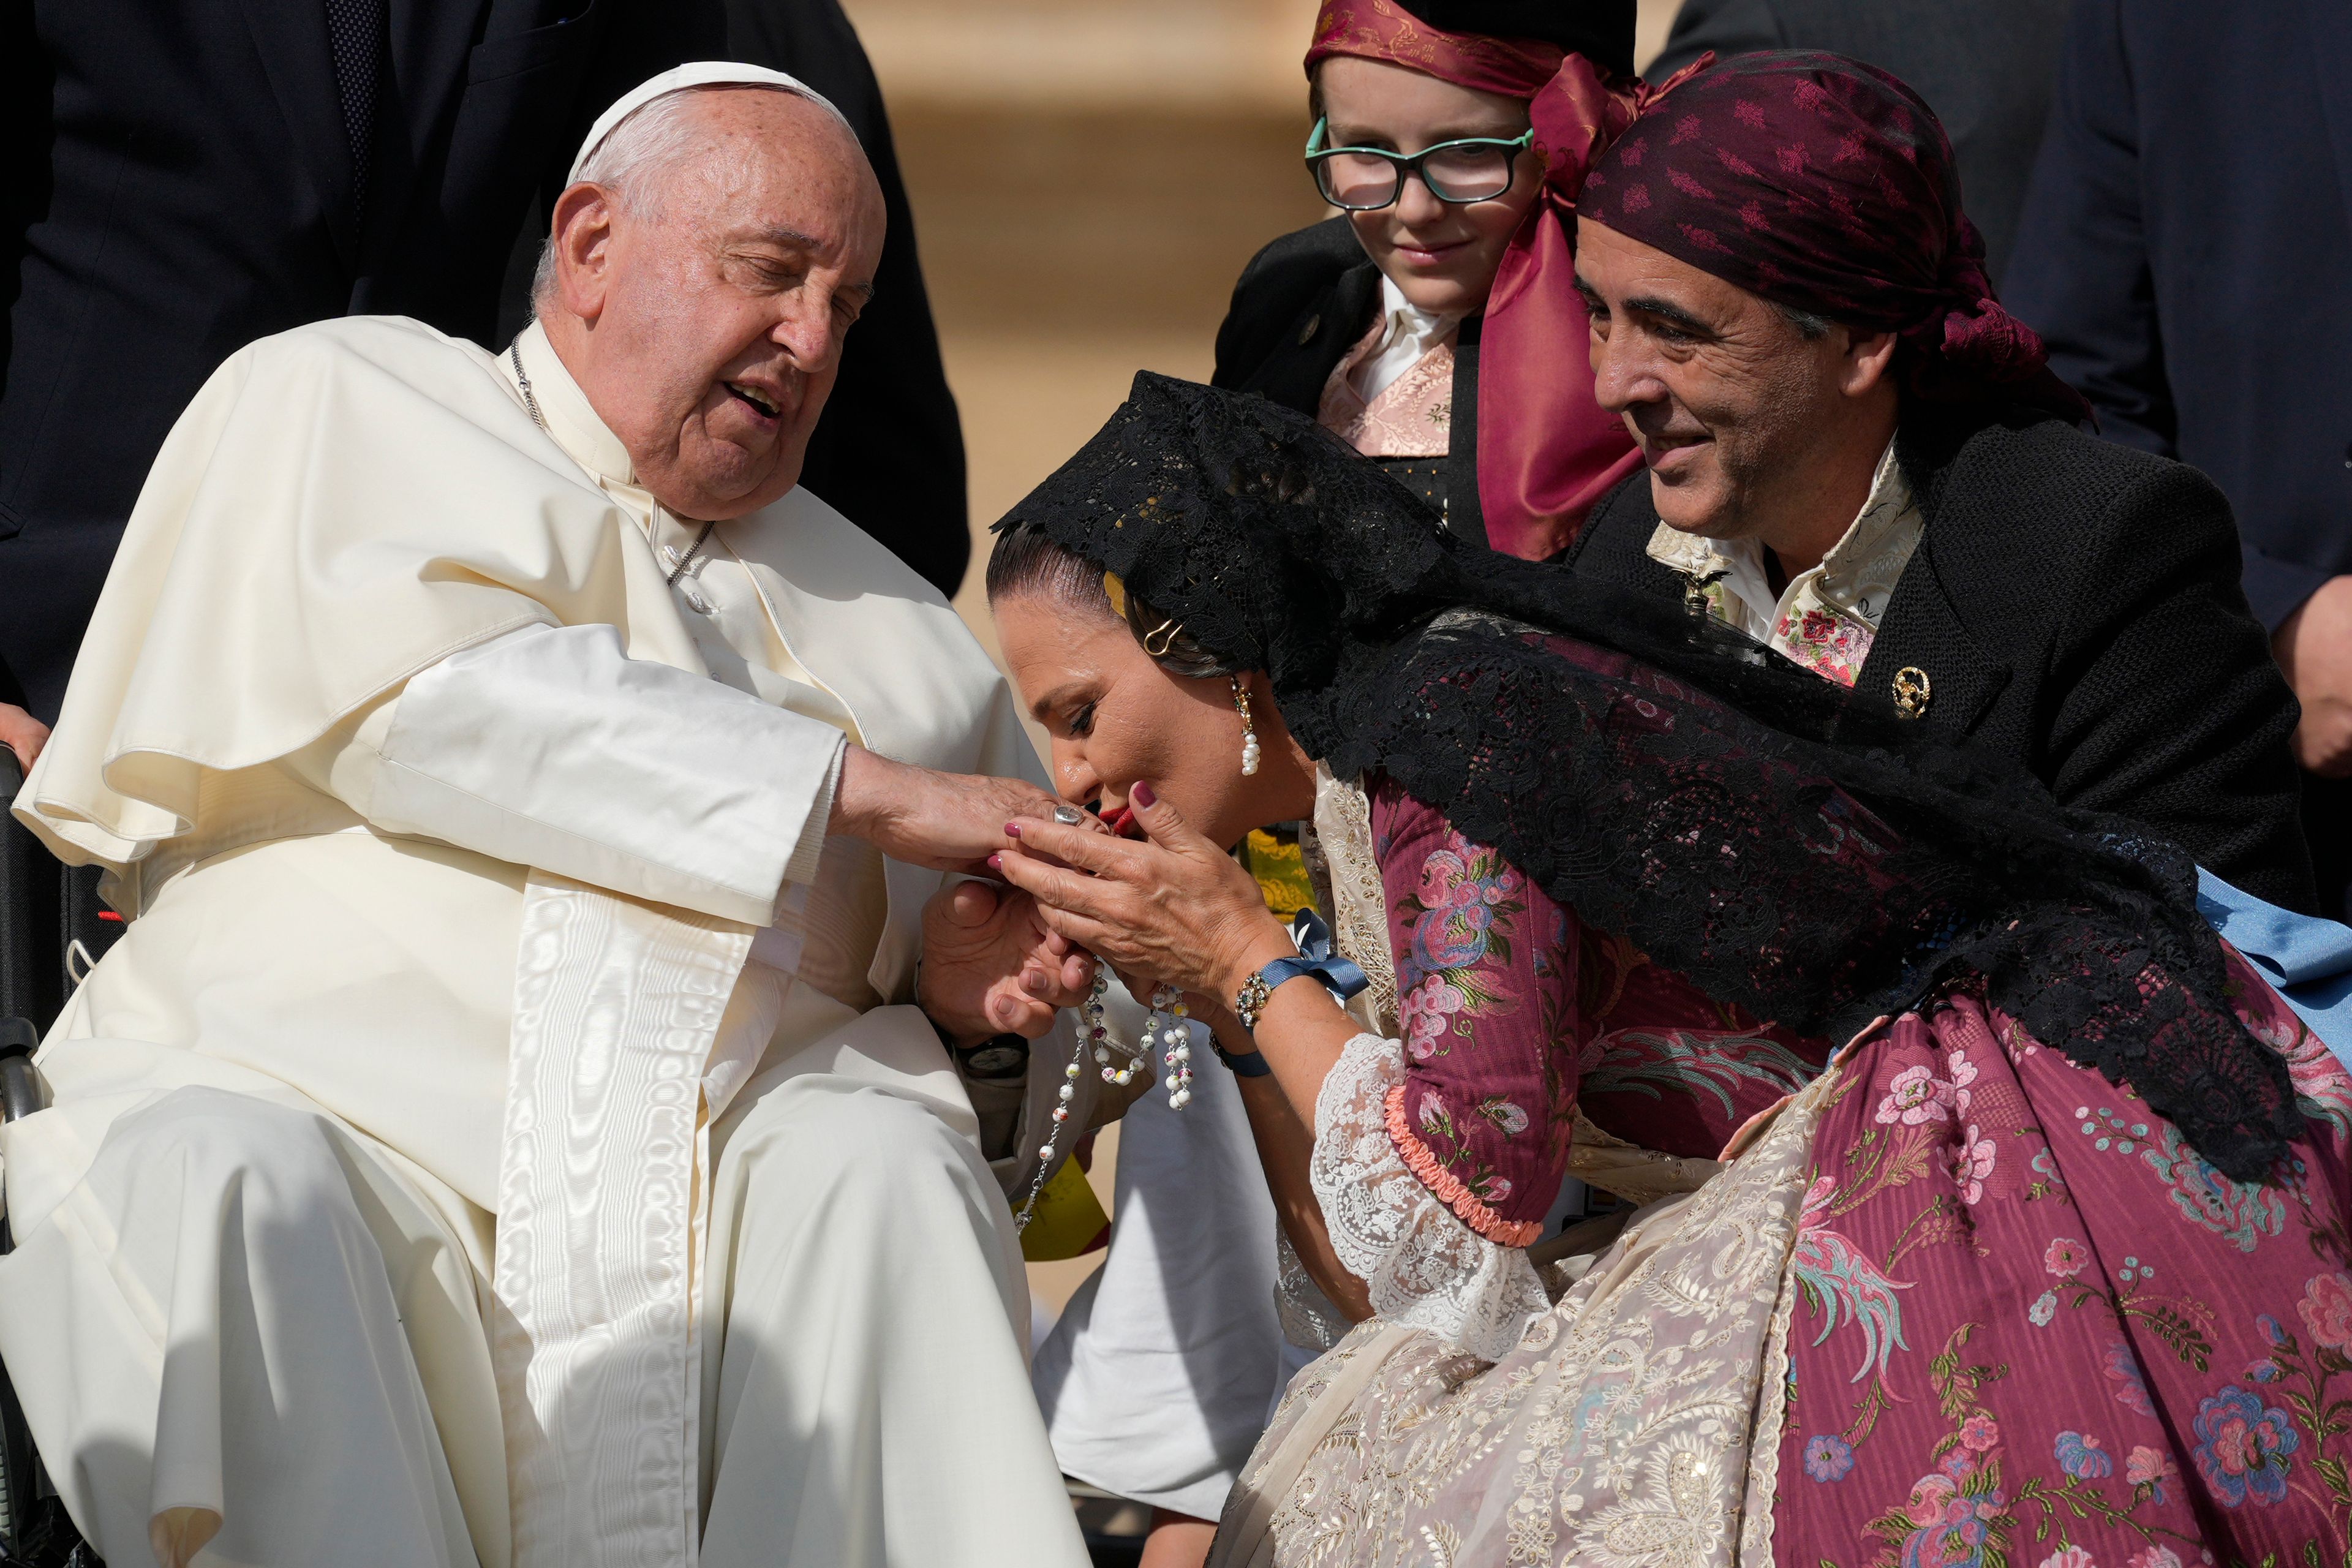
[2198,868,2352,1069]
[1268,910,1370,1005]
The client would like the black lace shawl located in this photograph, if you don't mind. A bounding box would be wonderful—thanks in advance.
[994,372,2304,1182]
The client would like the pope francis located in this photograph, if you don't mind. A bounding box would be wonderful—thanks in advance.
[0,64,1106,1568]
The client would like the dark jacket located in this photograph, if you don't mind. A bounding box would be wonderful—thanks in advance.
[1649,0,2068,285]
[1211,217,1494,548]
[2003,0,2352,634]
[1565,406,2318,911]
[0,0,715,724]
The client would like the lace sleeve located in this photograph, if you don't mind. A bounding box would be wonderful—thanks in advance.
[1309,1031,1552,1360]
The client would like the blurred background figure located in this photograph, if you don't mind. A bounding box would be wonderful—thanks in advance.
[1648,0,2068,284]
[2003,0,2352,921]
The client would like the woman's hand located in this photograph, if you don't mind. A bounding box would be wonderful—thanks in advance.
[995,782,1295,1007]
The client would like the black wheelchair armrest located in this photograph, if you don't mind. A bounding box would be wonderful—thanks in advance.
[0,1018,40,1126]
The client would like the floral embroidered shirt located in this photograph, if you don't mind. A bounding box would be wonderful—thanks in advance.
[1643,437,1923,686]
[1316,274,1457,459]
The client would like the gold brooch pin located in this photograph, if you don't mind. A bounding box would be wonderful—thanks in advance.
[1891,666,1932,720]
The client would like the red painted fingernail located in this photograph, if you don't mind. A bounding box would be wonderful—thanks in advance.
[1005,821,1021,837]
[987,853,1003,870]
[1131,781,1157,809]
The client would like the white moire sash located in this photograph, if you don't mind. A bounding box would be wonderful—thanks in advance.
[492,873,754,1568]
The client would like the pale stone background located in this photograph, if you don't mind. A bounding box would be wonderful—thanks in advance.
[835,0,1686,1311]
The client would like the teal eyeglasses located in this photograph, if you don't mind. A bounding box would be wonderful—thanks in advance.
[1304,117,1535,211]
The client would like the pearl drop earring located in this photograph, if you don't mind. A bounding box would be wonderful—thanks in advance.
[1232,677,1261,777]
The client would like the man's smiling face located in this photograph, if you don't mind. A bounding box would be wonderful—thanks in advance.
[1574,215,1861,545]
[546,88,886,520]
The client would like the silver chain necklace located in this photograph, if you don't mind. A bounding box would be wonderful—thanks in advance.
[510,336,714,588]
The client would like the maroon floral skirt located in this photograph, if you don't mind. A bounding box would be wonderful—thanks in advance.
[1776,951,2352,1567]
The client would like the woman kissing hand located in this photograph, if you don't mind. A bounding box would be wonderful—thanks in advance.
[992,781,1296,1008]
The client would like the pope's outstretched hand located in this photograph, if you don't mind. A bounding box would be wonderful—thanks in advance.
[918,881,1094,1045]
[829,744,1074,875]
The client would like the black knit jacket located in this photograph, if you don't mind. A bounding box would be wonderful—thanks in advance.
[1210,217,1496,547]
[1566,404,2319,911]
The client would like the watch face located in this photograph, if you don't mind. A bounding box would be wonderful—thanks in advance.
[961,1042,1030,1080]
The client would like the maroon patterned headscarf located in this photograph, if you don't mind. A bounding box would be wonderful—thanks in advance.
[1578,51,2090,422]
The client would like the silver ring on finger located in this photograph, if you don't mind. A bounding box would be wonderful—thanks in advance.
[1052,804,1085,826]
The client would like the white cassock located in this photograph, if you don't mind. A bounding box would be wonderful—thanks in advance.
[0,314,1096,1568]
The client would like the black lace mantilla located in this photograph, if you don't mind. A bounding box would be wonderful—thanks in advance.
[995,372,2304,1183]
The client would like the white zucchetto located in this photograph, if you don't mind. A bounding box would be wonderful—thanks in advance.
[567,61,846,186]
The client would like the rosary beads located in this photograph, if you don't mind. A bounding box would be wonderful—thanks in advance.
[1012,1031,1087,1234]
[1016,961,1194,1237]
[1083,962,1191,1109]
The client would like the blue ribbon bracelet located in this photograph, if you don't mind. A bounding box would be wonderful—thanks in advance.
[1219,910,1369,1077]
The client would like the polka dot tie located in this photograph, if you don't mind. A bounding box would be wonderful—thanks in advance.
[325,0,386,219]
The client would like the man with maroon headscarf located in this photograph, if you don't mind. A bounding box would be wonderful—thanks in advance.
[1563,50,2315,911]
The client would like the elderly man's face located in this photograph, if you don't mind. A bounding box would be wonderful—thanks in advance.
[546,89,885,519]
[1574,217,1895,548]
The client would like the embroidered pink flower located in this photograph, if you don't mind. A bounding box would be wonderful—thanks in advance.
[1876,1063,1953,1126]
[1479,1097,1531,1136]
[1953,1125,1997,1204]
[2103,1342,2154,1417]
[1945,1047,1980,1091]
[2039,1548,2095,1568]
[2297,1270,2352,1352]
[2125,1550,2182,1568]
[1902,1471,1956,1528]
[1417,847,1469,909]
[1409,840,1521,972]
[2054,1431,2112,1480]
[1417,1091,1448,1134]
[2045,1237,2089,1278]
[2125,1445,2178,1504]
[1958,1412,1999,1452]
[1401,973,1465,1060]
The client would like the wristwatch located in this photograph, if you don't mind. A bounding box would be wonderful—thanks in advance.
[954,1035,1032,1081]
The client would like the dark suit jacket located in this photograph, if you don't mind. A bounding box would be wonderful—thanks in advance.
[1566,405,2318,911]
[1650,0,2068,284]
[2003,0,2352,634]
[1210,217,1496,549]
[0,0,716,723]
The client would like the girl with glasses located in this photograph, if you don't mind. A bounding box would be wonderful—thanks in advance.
[1213,0,1651,562]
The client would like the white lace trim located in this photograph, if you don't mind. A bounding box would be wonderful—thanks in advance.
[1310,1031,1552,1360]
